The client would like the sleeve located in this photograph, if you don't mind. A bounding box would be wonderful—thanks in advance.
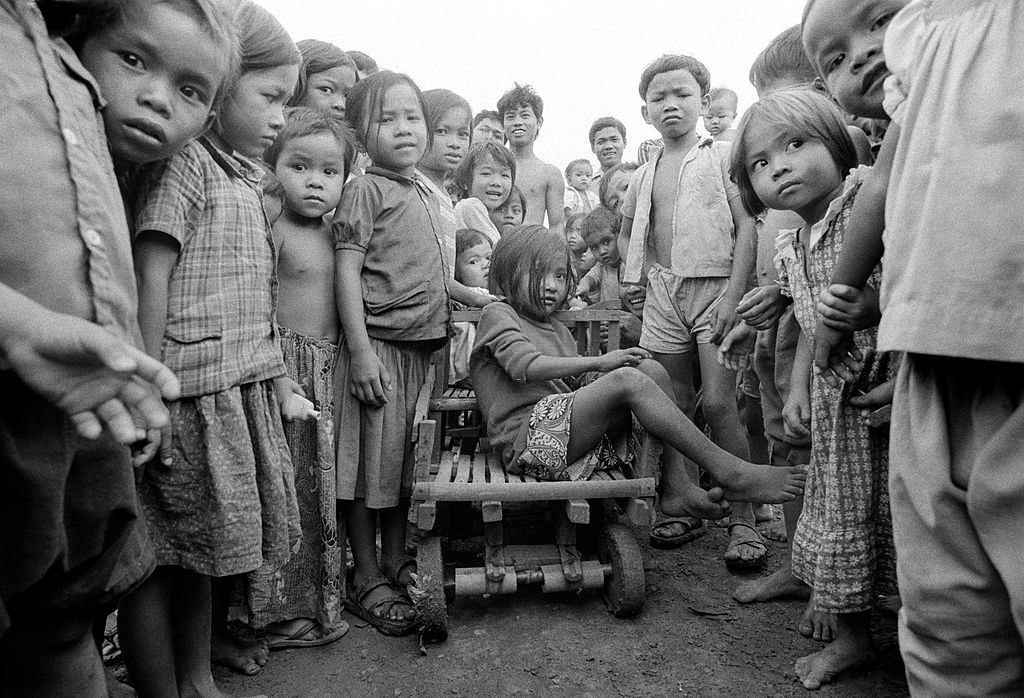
[332,175,382,252]
[454,198,500,246]
[562,188,576,210]
[134,145,205,247]
[881,3,924,126]
[579,264,602,299]
[772,228,799,298]
[587,191,600,208]
[475,302,543,382]
[716,142,740,202]
[618,165,644,219]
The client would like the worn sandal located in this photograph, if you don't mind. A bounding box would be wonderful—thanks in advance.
[265,619,349,650]
[649,513,705,549]
[382,555,417,591]
[724,520,768,570]
[345,574,417,637]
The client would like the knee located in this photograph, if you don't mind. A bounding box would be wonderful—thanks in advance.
[700,391,737,426]
[606,366,650,399]
[636,358,670,385]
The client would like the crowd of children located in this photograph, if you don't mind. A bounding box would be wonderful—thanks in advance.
[0,0,1020,695]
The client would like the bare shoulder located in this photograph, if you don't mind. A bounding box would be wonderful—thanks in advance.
[543,162,563,186]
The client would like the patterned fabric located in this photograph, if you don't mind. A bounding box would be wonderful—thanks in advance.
[775,167,898,613]
[138,379,300,577]
[247,327,344,630]
[134,137,285,397]
[516,390,645,482]
[563,187,600,216]
[418,172,456,280]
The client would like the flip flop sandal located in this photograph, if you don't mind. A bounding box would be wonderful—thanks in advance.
[265,619,350,650]
[345,574,417,637]
[724,520,768,570]
[649,513,705,549]
[381,554,417,592]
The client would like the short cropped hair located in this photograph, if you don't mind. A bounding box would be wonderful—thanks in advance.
[453,141,516,201]
[456,227,493,257]
[345,70,431,153]
[489,225,576,319]
[598,161,640,210]
[263,106,356,172]
[347,50,378,76]
[638,54,710,100]
[580,207,618,242]
[289,39,357,108]
[473,110,501,129]
[708,87,739,113]
[748,25,817,94]
[497,83,544,121]
[564,158,592,180]
[589,117,627,146]
[730,88,858,216]
[422,89,472,133]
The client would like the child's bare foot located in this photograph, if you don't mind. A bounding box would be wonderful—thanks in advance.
[714,460,806,504]
[660,485,731,521]
[211,630,268,676]
[346,570,417,636]
[798,596,837,642]
[724,519,767,570]
[794,627,872,689]
[381,555,417,589]
[179,671,267,698]
[733,562,809,603]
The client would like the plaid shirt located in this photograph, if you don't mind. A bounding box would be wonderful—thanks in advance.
[135,137,285,397]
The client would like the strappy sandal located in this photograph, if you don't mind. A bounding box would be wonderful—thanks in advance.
[345,574,417,637]
[724,519,768,570]
[381,554,417,592]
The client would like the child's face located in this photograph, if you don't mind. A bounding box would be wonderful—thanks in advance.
[218,64,298,158]
[502,103,541,147]
[567,164,593,192]
[274,132,348,219]
[490,196,524,235]
[419,107,471,175]
[299,65,357,117]
[703,99,736,137]
[566,221,585,254]
[744,121,843,220]
[602,170,631,213]
[532,267,569,317]
[472,117,505,146]
[362,82,429,177]
[455,241,492,289]
[78,1,227,163]
[641,69,708,141]
[802,0,906,119]
[470,153,513,211]
[585,228,620,267]
[591,126,625,171]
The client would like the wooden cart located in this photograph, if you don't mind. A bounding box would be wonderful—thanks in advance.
[407,303,660,643]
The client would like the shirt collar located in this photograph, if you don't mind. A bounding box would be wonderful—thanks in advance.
[199,136,264,184]
[366,165,419,184]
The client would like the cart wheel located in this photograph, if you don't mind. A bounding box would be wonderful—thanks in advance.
[412,535,448,642]
[598,523,645,617]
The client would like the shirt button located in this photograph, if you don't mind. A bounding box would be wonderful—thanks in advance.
[83,229,102,247]
[63,128,78,146]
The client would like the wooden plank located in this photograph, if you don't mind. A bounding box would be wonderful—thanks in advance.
[451,307,629,324]
[624,497,653,527]
[471,450,487,484]
[481,500,503,523]
[588,321,600,357]
[435,449,456,484]
[522,473,538,484]
[485,452,506,483]
[454,448,472,483]
[428,396,478,411]
[607,320,621,351]
[413,476,657,502]
[591,471,611,481]
[608,469,625,480]
[413,420,437,484]
[565,499,590,524]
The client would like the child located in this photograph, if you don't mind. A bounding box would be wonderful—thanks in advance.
[588,117,627,193]
[450,228,494,384]
[490,184,526,236]
[565,211,595,276]
[332,70,450,636]
[347,49,378,79]
[563,158,600,216]
[288,39,359,117]
[575,208,623,305]
[250,107,356,650]
[731,88,895,690]
[121,2,300,691]
[497,84,565,235]
[470,226,805,511]
[618,54,760,564]
[453,141,515,246]
[472,108,506,146]
[598,161,638,215]
[703,87,739,142]
[805,0,1024,692]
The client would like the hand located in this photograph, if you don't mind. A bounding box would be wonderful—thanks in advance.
[817,284,881,332]
[782,389,811,441]
[620,284,646,317]
[812,320,862,387]
[568,296,587,310]
[717,322,756,371]
[349,348,390,406]
[2,308,179,443]
[596,347,651,372]
[848,379,894,409]
[470,290,499,307]
[131,425,163,468]
[736,284,786,330]
[273,375,306,413]
[709,296,741,345]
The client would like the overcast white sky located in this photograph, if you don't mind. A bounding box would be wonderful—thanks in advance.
[256,0,808,173]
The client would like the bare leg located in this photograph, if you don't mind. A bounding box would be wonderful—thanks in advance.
[344,499,414,622]
[210,577,267,676]
[799,590,838,641]
[380,500,414,586]
[566,363,805,503]
[120,567,181,698]
[795,611,873,689]
[174,572,234,698]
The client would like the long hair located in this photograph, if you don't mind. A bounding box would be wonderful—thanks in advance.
[489,225,576,320]
[453,142,516,202]
[344,70,431,155]
[229,0,299,74]
[289,39,357,107]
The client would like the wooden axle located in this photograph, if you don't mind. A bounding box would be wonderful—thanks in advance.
[453,560,609,597]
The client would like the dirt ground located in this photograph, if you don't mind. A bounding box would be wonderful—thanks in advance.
[203,518,908,698]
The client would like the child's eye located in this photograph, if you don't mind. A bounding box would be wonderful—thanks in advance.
[179,85,204,102]
[324,168,338,176]
[318,86,333,94]
[825,53,845,74]
[872,12,894,31]
[436,127,447,135]
[117,51,143,69]
[291,163,306,172]
[788,139,804,150]
[750,158,768,172]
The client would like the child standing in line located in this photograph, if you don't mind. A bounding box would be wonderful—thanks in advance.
[703,87,739,142]
[471,226,805,507]
[288,39,359,118]
[121,1,301,692]
[249,108,356,650]
[563,158,599,216]
[575,208,623,305]
[332,70,450,637]
[618,54,760,567]
[453,141,515,246]
[598,161,638,215]
[490,184,526,236]
[805,0,1024,692]
[497,83,565,235]
[565,211,595,276]
[731,88,896,690]
[449,227,494,385]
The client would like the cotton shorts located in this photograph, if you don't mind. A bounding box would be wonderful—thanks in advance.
[639,264,730,353]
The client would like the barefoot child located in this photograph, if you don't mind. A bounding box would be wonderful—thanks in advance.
[453,141,515,246]
[490,184,526,236]
[731,88,896,690]
[332,70,450,636]
[249,107,356,650]
[288,39,358,117]
[497,84,565,235]
[122,2,301,691]
[471,226,805,508]
[563,158,599,216]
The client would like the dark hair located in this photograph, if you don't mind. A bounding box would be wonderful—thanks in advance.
[230,0,299,74]
[598,161,639,210]
[730,88,857,216]
[453,142,516,201]
[580,207,618,242]
[344,70,431,154]
[588,117,627,147]
[263,106,356,172]
[748,25,817,94]
[289,39,357,107]
[489,225,576,319]
[638,54,711,100]
[495,185,527,218]
[565,211,587,231]
[497,83,544,122]
[455,227,492,257]
[472,110,501,129]
[564,158,592,180]
[708,87,739,113]
[422,89,472,133]
[347,50,378,75]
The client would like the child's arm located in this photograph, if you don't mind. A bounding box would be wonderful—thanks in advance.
[335,247,390,406]
[813,125,900,384]
[545,165,565,237]
[449,279,496,308]
[712,195,757,343]
[782,332,812,441]
[525,347,650,381]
